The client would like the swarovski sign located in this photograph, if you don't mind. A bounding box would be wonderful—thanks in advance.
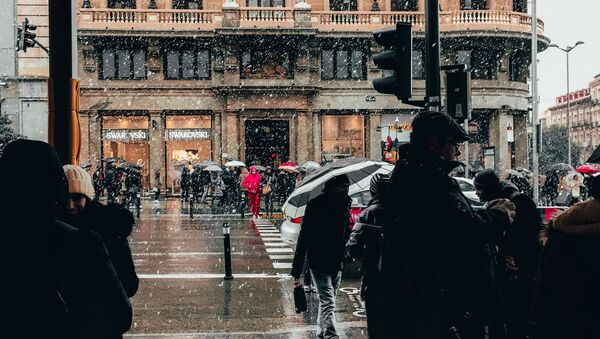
[103,129,148,141]
[166,128,211,140]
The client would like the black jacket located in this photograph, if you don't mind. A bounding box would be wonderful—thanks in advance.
[346,194,385,278]
[385,144,511,339]
[65,201,139,298]
[291,192,351,277]
[532,199,600,339]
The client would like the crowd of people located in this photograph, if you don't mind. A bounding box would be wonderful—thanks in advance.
[292,111,600,339]
[0,140,138,338]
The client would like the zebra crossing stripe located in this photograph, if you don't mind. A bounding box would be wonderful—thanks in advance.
[263,242,288,247]
[269,255,295,260]
[273,262,293,269]
[266,248,294,253]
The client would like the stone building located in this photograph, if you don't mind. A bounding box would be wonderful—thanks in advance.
[0,0,49,142]
[75,0,549,191]
[544,74,600,165]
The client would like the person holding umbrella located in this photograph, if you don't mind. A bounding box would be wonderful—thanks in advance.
[242,166,262,219]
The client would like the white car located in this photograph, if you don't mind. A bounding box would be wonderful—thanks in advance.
[281,177,481,245]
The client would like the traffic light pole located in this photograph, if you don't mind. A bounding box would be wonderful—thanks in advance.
[48,0,80,165]
[424,0,441,111]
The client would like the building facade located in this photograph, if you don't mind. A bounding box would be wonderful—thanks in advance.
[0,0,49,142]
[544,75,600,165]
[76,0,549,191]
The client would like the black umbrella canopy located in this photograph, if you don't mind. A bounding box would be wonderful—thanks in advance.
[587,144,600,164]
[549,163,574,172]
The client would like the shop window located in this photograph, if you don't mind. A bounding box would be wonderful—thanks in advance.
[100,49,147,80]
[391,0,417,11]
[165,50,211,80]
[108,0,136,8]
[240,50,293,80]
[322,115,365,157]
[246,0,284,6]
[509,51,528,83]
[513,0,527,13]
[329,0,358,11]
[412,49,425,80]
[173,0,203,9]
[461,0,486,10]
[321,49,366,80]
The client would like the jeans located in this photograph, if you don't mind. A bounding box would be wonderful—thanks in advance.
[310,269,342,339]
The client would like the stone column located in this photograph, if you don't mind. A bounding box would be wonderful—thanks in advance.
[488,110,510,173]
[212,111,222,164]
[136,0,143,9]
[148,111,165,189]
[514,113,529,168]
[367,111,381,160]
[296,111,310,164]
[312,111,321,162]
[90,110,102,171]
[79,111,91,167]
[223,111,240,161]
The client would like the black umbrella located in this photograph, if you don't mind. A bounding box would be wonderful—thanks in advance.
[587,144,600,164]
[298,157,370,187]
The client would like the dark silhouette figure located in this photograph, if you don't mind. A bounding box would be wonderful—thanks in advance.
[0,140,132,339]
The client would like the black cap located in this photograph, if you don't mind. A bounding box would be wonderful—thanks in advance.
[411,111,470,143]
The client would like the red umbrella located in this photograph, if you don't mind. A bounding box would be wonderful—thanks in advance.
[576,164,599,174]
[279,161,298,168]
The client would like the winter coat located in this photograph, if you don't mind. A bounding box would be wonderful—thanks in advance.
[531,199,600,339]
[346,194,385,278]
[64,200,139,298]
[291,192,351,277]
[384,143,511,339]
[0,140,132,339]
[211,177,225,198]
[242,167,261,194]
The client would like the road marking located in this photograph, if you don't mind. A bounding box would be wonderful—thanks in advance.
[258,230,280,233]
[132,252,245,257]
[263,242,289,247]
[268,255,295,260]
[266,248,294,253]
[273,262,293,269]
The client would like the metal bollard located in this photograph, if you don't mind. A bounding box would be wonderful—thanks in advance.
[189,193,194,219]
[223,222,233,280]
[240,192,245,219]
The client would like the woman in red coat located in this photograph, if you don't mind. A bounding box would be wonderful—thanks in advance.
[243,166,262,219]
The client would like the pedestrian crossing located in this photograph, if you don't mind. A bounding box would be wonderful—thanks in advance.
[253,218,294,270]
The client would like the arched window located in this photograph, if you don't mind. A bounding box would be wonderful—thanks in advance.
[108,0,135,8]
[460,0,486,10]
[391,0,417,11]
[330,0,358,11]
[512,0,527,13]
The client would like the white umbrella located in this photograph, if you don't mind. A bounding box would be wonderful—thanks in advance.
[225,160,246,167]
[282,161,394,218]
[203,165,223,172]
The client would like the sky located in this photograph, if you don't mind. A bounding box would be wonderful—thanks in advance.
[538,0,599,113]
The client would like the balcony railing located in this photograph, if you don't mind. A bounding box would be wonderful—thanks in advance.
[78,8,544,35]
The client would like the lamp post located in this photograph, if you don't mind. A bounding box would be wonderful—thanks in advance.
[548,41,584,167]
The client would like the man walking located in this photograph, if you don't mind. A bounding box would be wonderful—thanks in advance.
[291,174,351,339]
[474,169,541,339]
[384,111,516,339]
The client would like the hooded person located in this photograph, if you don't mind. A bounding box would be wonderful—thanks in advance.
[242,166,262,219]
[346,173,390,339]
[474,169,542,339]
[62,164,139,298]
[0,140,132,339]
[531,175,600,339]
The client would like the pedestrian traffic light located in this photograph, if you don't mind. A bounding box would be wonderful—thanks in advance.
[17,18,37,52]
[372,22,412,101]
[445,67,471,121]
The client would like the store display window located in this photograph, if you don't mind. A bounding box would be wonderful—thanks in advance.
[321,115,364,158]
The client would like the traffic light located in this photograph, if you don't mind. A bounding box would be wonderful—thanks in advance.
[17,18,37,52]
[446,67,471,121]
[372,22,412,101]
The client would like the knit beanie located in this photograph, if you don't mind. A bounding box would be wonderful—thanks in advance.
[474,169,500,190]
[63,165,95,200]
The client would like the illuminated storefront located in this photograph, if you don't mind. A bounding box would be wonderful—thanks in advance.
[321,115,365,160]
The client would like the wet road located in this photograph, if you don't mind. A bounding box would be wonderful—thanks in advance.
[124,199,368,338]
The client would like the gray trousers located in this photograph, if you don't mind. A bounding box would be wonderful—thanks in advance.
[310,269,342,339]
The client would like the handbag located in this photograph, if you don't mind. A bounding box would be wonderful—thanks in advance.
[293,285,307,313]
[555,190,571,206]
[262,184,272,195]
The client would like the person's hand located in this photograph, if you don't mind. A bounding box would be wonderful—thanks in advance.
[293,278,301,287]
[487,198,516,223]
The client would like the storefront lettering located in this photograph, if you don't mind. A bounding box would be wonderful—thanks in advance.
[104,130,148,141]
[167,129,211,140]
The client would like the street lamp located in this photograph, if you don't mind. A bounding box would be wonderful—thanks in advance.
[548,41,584,166]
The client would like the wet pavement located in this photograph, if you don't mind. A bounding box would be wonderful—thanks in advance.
[124,199,368,338]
